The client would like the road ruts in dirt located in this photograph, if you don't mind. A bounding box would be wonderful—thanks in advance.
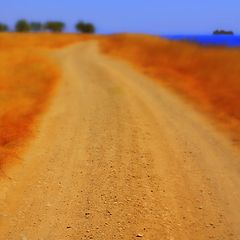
[0,42,239,240]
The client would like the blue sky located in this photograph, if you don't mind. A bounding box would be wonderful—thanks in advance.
[1,0,239,34]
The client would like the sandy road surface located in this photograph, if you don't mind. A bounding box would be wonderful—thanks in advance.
[0,42,240,240]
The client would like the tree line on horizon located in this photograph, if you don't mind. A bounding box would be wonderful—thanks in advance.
[0,20,96,33]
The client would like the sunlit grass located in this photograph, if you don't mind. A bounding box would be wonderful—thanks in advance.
[0,34,59,169]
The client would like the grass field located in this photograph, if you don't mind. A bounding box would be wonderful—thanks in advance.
[0,34,60,169]
[0,33,240,170]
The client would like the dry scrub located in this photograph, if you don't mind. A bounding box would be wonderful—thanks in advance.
[100,34,240,144]
[0,33,96,49]
[0,35,59,169]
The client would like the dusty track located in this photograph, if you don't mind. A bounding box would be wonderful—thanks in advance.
[0,42,240,239]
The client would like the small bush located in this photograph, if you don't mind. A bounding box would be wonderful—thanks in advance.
[15,20,31,32]
[76,21,96,34]
[0,23,8,32]
[45,21,65,32]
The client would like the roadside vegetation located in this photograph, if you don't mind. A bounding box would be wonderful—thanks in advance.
[0,34,59,169]
[76,21,95,33]
[0,20,96,33]
[0,23,8,32]
[45,21,65,32]
[15,19,31,32]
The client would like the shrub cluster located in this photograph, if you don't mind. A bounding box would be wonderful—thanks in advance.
[0,23,8,32]
[75,21,95,33]
[45,21,65,32]
[0,20,96,33]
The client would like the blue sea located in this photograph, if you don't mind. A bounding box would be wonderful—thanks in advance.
[163,35,240,47]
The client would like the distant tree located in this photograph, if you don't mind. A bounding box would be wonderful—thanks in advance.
[0,23,8,32]
[45,21,65,32]
[76,21,96,34]
[30,22,43,32]
[15,19,31,32]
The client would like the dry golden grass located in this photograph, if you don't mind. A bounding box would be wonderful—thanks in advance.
[0,33,97,49]
[0,34,60,169]
[99,34,240,144]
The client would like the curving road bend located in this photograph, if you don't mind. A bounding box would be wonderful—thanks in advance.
[0,42,240,239]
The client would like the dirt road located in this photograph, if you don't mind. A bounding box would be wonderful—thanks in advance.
[0,42,240,240]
